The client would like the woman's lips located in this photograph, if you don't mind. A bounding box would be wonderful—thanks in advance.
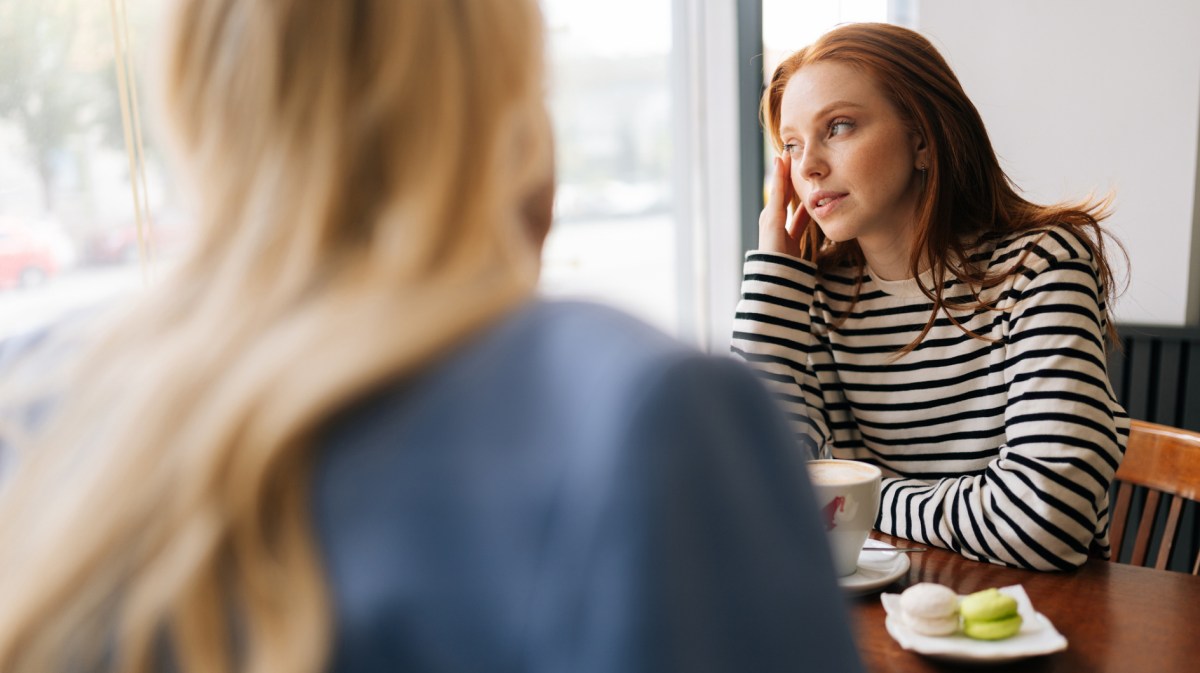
[809,192,848,218]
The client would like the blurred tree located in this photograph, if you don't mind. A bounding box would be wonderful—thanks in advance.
[0,0,122,213]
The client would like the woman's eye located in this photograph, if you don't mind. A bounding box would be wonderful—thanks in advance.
[782,143,801,158]
[828,119,854,137]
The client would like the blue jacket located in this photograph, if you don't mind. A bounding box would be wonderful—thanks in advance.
[314,300,863,672]
[0,300,862,672]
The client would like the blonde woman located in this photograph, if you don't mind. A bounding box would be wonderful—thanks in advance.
[0,1,862,672]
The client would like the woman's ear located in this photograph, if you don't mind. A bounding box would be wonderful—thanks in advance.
[912,133,929,171]
[522,107,556,254]
[522,165,555,254]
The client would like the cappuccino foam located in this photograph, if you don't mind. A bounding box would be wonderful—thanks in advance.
[807,460,879,486]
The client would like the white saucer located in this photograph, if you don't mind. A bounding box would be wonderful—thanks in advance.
[880,585,1068,663]
[838,539,910,595]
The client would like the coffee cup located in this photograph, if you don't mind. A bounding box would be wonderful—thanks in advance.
[806,459,882,577]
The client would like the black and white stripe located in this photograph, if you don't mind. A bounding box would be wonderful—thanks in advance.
[732,227,1128,571]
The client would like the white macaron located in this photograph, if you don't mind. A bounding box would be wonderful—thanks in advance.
[898,582,960,636]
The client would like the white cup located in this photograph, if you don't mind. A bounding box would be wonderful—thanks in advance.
[806,459,882,577]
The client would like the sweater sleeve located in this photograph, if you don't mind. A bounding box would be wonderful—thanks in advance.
[730,251,833,459]
[877,229,1128,571]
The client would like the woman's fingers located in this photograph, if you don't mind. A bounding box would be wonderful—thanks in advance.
[759,156,794,253]
[787,200,811,239]
[779,202,809,258]
[758,156,809,257]
[767,155,791,209]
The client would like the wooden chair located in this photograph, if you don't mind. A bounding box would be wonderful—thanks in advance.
[1109,419,1200,573]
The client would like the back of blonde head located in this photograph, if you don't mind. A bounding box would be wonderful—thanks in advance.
[0,1,550,671]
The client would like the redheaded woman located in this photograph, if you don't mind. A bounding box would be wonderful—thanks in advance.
[734,22,1128,571]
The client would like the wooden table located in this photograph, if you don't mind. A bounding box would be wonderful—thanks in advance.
[852,533,1200,672]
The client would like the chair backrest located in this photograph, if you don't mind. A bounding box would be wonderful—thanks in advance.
[1109,420,1200,574]
[1106,324,1200,430]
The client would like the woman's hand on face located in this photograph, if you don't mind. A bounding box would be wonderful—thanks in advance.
[758,155,809,258]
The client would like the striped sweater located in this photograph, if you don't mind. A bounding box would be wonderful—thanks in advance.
[731,226,1129,571]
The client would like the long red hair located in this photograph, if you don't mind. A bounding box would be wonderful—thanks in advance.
[760,23,1123,349]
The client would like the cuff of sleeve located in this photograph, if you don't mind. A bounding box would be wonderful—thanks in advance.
[742,250,818,288]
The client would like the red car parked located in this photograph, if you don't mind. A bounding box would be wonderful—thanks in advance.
[0,223,58,290]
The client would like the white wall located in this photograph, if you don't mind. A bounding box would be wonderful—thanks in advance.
[917,0,1200,325]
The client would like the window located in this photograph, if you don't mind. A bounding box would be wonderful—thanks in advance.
[763,0,896,73]
[5,1,854,348]
[0,0,169,341]
[2,0,700,345]
[538,0,678,335]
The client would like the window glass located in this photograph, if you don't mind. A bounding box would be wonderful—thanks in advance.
[0,0,171,341]
[538,0,677,334]
[0,1,687,341]
[763,0,892,74]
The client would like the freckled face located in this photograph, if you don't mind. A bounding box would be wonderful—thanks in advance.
[778,61,926,252]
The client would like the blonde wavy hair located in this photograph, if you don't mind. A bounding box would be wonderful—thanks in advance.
[0,1,551,671]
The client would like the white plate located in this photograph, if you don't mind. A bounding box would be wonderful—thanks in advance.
[880,585,1068,664]
[838,539,910,595]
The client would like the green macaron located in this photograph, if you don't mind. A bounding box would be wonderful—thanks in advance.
[960,588,1022,640]
[960,588,1018,622]
[963,613,1023,640]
